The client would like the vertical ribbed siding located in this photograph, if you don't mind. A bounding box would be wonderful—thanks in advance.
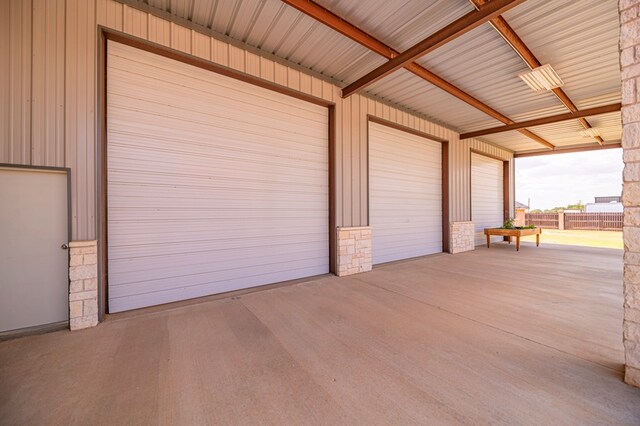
[0,1,10,162]
[450,138,514,222]
[1,0,32,165]
[0,0,65,166]
[32,0,66,168]
[66,0,97,240]
[2,0,515,241]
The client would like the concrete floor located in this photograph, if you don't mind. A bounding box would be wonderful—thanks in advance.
[1,242,640,425]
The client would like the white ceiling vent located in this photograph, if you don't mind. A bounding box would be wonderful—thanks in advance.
[518,64,564,92]
[578,128,601,138]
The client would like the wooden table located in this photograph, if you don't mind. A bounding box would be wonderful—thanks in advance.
[484,227,541,251]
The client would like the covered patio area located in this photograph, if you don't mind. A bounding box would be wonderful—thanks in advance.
[2,243,639,424]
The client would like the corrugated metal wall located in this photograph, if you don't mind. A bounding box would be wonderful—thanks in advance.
[0,0,513,240]
[450,138,515,222]
[1,0,97,240]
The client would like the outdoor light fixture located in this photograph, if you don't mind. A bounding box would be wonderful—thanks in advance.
[518,64,564,92]
[578,128,601,138]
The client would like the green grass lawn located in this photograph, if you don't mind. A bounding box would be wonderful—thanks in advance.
[520,229,623,250]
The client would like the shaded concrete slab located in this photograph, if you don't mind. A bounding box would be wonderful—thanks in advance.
[1,243,639,424]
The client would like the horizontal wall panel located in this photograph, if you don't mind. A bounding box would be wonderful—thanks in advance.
[471,153,504,245]
[107,41,329,312]
[369,122,442,264]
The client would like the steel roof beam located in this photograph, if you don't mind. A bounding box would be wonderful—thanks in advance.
[469,0,604,145]
[281,0,553,149]
[514,142,621,158]
[459,103,621,139]
[341,0,527,98]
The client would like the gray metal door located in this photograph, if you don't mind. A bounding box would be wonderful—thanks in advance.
[0,167,69,333]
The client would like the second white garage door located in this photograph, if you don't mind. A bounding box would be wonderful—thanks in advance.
[106,41,329,312]
[369,122,442,265]
[471,153,504,246]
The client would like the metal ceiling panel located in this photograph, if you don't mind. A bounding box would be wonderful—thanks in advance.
[136,0,621,153]
[366,68,504,132]
[480,132,545,153]
[578,111,622,144]
[145,0,385,81]
[190,0,215,26]
[530,119,621,148]
[227,0,389,81]
[526,120,594,148]
[481,110,622,152]
[416,23,563,128]
[282,27,386,81]
[502,0,621,107]
[314,0,473,51]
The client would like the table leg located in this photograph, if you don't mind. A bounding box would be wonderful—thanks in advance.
[516,236,520,251]
[536,233,540,247]
[486,234,490,248]
[508,236,511,244]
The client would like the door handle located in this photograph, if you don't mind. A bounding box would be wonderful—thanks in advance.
[61,243,69,250]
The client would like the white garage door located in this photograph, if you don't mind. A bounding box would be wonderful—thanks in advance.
[369,122,442,265]
[471,153,504,246]
[107,42,329,312]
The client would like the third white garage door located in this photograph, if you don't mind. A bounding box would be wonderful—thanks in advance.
[106,41,329,312]
[369,122,442,265]
[471,153,504,246]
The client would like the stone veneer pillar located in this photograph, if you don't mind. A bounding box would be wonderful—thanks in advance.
[515,208,526,227]
[449,221,475,254]
[68,241,99,330]
[557,211,565,230]
[336,227,372,276]
[620,0,640,387]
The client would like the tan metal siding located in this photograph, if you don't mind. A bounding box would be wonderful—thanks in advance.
[0,1,10,162]
[148,14,171,46]
[3,0,515,241]
[450,138,514,222]
[1,0,32,165]
[98,0,124,31]
[66,0,97,241]
[123,4,148,38]
[32,0,66,168]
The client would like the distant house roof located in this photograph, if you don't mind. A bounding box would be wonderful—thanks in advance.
[515,201,529,209]
[595,196,621,203]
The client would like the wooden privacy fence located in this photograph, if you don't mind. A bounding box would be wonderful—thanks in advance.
[525,212,623,231]
[525,213,559,229]
[564,213,623,230]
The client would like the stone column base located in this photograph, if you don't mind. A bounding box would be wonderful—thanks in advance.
[624,307,640,386]
[626,366,640,387]
[336,226,372,276]
[69,241,99,330]
[515,208,526,227]
[450,222,475,254]
[620,0,640,388]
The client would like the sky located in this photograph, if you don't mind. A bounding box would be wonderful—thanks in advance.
[515,149,623,211]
